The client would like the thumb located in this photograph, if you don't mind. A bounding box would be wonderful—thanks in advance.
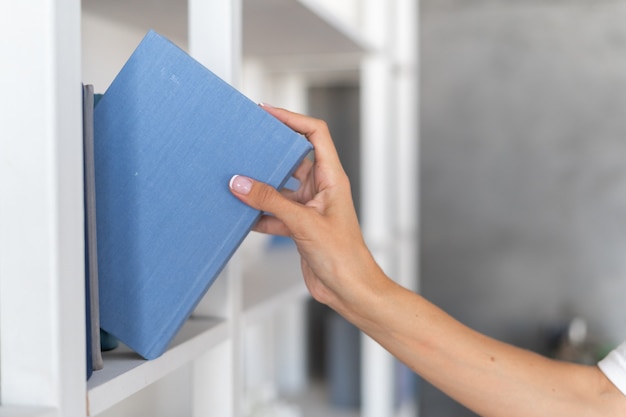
[229,174,300,224]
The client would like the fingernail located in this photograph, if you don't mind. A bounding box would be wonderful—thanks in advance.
[258,102,274,109]
[229,175,253,195]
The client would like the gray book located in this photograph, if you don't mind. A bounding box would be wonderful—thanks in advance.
[83,83,103,376]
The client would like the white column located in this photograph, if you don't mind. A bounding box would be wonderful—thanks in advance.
[270,72,309,114]
[391,1,419,415]
[188,1,243,416]
[268,73,310,397]
[392,0,419,294]
[241,59,269,103]
[360,1,397,416]
[192,340,236,417]
[360,55,397,417]
[274,300,307,395]
[188,0,242,86]
[0,0,84,415]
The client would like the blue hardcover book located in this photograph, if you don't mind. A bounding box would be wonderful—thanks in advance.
[94,30,312,360]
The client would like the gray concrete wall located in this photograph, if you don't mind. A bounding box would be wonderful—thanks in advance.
[421,1,626,415]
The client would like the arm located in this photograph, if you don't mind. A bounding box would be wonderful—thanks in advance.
[229,106,626,417]
[346,277,623,417]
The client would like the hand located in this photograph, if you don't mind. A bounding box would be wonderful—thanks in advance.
[229,105,385,310]
[231,107,626,417]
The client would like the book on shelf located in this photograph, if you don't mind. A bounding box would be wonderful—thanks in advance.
[93,30,313,360]
[83,83,103,378]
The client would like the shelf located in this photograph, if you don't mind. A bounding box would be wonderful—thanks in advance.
[286,380,360,417]
[82,0,370,72]
[5,0,415,416]
[242,244,310,324]
[0,407,57,417]
[81,0,187,43]
[243,0,371,76]
[242,0,371,57]
[87,317,227,415]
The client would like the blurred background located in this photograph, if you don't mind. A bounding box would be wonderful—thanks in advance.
[420,1,626,415]
[12,0,626,416]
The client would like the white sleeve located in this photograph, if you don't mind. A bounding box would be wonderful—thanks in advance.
[598,341,626,396]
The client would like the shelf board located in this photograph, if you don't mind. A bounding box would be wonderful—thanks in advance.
[0,407,57,417]
[87,317,227,415]
[286,379,360,417]
[243,0,370,75]
[242,244,310,324]
[81,0,188,43]
[242,0,371,57]
[82,0,370,67]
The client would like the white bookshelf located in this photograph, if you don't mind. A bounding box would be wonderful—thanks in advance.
[0,1,418,416]
[0,409,58,417]
[242,247,308,323]
[87,318,228,415]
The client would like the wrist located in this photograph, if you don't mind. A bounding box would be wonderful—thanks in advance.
[328,251,395,329]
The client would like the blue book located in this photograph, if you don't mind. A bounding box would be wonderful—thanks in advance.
[93,30,312,360]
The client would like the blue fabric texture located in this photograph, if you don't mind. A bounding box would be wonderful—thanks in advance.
[94,30,312,360]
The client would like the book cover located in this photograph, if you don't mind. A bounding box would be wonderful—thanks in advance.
[93,30,312,360]
[83,83,104,378]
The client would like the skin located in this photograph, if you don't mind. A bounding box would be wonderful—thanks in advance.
[229,105,626,416]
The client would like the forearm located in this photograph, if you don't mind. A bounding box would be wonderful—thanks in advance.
[229,106,625,416]
[332,271,622,417]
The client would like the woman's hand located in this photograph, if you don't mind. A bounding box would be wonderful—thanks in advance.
[228,105,387,312]
[228,106,626,417]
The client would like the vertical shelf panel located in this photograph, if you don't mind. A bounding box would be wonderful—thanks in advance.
[189,0,242,84]
[188,1,242,415]
[391,0,419,294]
[360,55,397,417]
[359,0,407,416]
[391,2,420,415]
[0,0,85,415]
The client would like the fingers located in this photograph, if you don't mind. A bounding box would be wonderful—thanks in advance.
[290,156,313,183]
[260,104,343,170]
[229,174,304,234]
[253,215,291,236]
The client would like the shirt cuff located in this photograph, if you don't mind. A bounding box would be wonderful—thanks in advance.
[598,341,626,396]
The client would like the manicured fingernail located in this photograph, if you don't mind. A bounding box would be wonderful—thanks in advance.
[229,175,253,195]
[258,102,274,108]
